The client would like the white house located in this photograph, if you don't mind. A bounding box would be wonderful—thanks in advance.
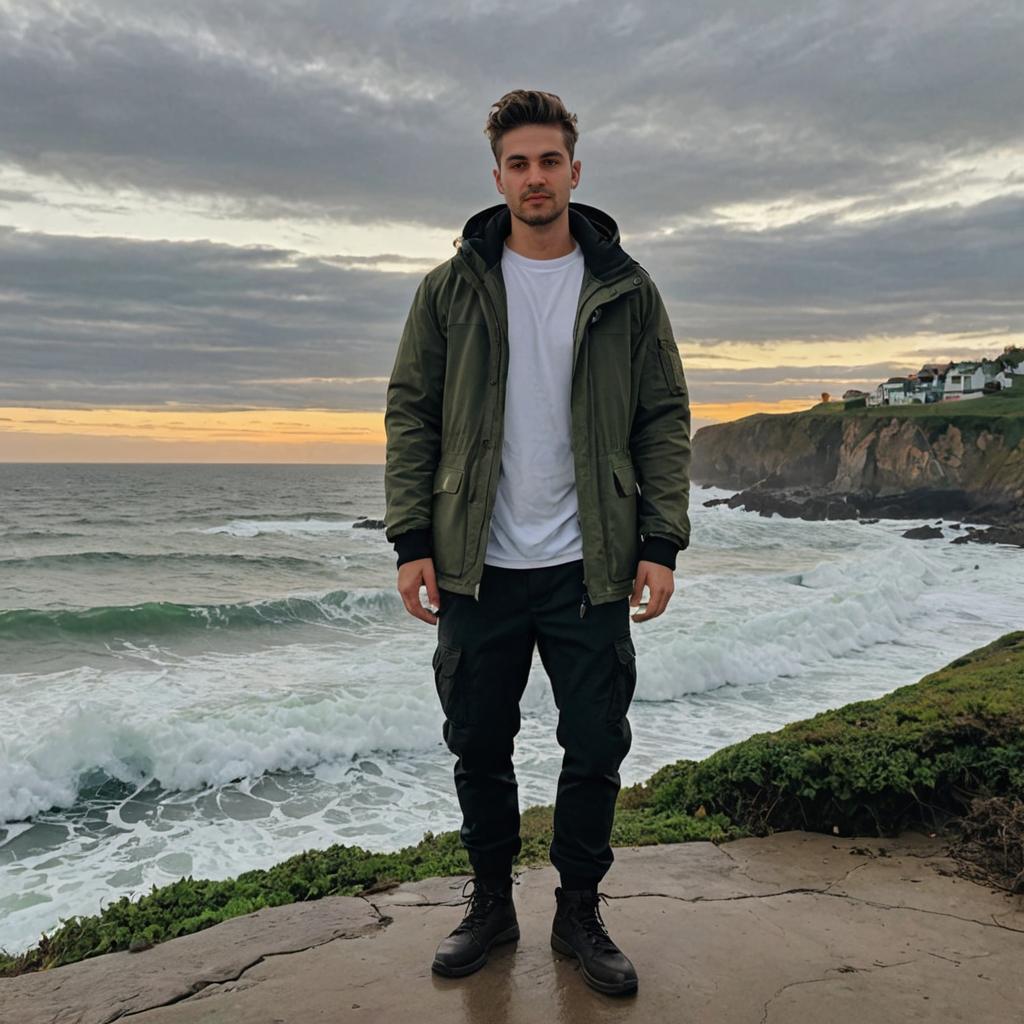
[880,378,916,405]
[860,350,1018,408]
[983,360,1016,391]
[944,362,985,395]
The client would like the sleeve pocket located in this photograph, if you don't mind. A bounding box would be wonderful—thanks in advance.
[657,337,686,396]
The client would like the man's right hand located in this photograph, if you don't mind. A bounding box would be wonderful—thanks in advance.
[397,557,441,625]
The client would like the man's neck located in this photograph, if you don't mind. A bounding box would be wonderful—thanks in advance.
[504,212,576,260]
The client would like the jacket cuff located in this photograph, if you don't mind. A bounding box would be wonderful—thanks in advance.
[393,527,433,568]
[639,534,681,570]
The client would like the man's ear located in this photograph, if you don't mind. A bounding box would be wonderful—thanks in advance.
[493,167,504,194]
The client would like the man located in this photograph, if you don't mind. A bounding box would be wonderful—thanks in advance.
[384,89,691,997]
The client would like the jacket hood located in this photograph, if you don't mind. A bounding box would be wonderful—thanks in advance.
[455,201,636,282]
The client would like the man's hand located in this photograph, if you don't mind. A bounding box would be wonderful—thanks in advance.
[397,557,441,625]
[629,560,675,622]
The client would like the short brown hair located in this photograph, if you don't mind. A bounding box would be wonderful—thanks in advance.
[484,90,579,164]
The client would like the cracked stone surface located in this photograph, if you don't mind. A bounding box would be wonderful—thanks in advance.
[3,830,1023,1023]
[0,894,380,1023]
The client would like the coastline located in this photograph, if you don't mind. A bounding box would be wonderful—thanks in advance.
[4,630,1021,981]
[703,485,1024,547]
[690,391,1024,540]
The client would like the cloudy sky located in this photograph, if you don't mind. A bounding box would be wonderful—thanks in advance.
[1,0,1021,462]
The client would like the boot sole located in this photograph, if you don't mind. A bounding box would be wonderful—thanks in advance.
[550,932,638,996]
[431,924,520,978]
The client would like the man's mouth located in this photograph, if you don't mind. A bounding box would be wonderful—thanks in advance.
[525,195,550,203]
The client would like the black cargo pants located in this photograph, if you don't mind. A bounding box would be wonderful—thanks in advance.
[432,557,637,885]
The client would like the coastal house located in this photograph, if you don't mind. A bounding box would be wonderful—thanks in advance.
[880,377,917,405]
[859,349,1016,408]
[982,359,1016,391]
[944,361,985,397]
[909,370,944,403]
[918,361,954,382]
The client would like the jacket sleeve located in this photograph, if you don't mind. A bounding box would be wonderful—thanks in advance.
[384,274,446,567]
[629,278,692,570]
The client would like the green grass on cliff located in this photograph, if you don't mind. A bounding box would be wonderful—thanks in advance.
[792,388,1024,454]
[623,631,1024,836]
[2,632,1022,977]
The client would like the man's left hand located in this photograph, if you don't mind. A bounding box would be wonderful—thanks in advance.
[629,561,675,622]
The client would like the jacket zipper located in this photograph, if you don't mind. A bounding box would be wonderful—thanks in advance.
[455,251,643,605]
[452,256,506,603]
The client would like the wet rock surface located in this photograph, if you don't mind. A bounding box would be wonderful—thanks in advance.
[950,525,1024,548]
[713,485,1022,537]
[352,516,386,529]
[4,832,1024,1024]
[902,525,945,540]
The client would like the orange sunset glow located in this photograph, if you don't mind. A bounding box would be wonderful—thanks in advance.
[0,400,806,463]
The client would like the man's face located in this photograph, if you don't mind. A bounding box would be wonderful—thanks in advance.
[492,124,581,228]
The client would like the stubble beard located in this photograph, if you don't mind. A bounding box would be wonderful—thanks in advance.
[512,193,568,228]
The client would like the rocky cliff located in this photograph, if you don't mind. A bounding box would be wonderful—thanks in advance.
[692,404,1024,524]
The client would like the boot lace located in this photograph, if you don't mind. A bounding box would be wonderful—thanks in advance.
[570,891,620,955]
[451,877,509,936]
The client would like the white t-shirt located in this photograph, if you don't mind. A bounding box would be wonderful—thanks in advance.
[484,239,586,568]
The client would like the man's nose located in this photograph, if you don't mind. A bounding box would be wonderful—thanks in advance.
[525,165,548,187]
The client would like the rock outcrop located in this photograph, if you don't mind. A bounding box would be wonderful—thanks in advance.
[692,406,1024,526]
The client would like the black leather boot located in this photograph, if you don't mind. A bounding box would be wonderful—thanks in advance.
[431,876,520,977]
[550,887,638,995]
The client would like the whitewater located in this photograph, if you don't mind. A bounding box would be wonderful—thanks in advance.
[1,462,1022,956]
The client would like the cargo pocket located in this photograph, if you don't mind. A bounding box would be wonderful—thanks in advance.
[603,457,640,583]
[432,642,466,724]
[431,462,468,578]
[607,634,638,723]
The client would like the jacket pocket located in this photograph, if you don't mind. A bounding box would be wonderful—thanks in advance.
[433,466,464,494]
[607,634,638,723]
[657,337,686,396]
[600,455,640,582]
[612,461,637,498]
[431,461,468,577]
[432,642,467,724]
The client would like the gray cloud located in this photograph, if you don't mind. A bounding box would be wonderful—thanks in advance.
[0,0,1021,413]
[2,1,1021,231]
[3,208,1016,412]
[650,194,1024,342]
[0,225,419,410]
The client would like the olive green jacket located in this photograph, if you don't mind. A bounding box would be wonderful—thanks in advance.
[384,201,691,606]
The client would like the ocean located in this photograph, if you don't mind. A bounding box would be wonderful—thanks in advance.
[2,462,1022,956]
